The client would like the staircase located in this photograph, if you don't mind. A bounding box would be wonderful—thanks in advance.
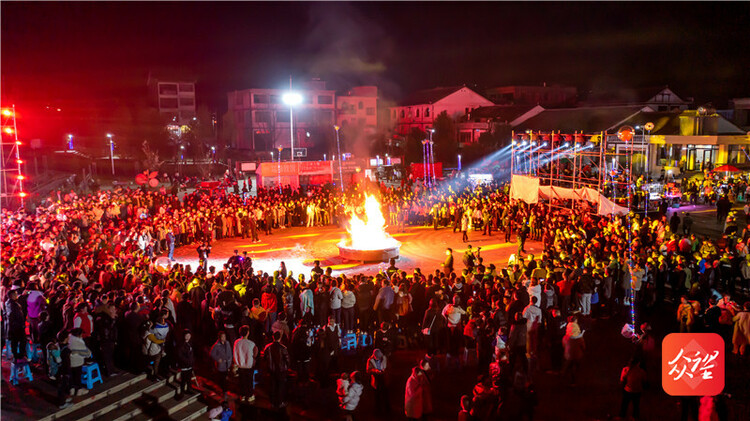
[38,373,207,421]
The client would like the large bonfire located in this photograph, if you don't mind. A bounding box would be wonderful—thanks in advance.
[341,195,400,251]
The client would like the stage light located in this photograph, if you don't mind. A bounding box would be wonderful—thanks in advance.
[563,142,569,147]
[542,142,548,147]
[531,141,537,146]
[19,192,27,198]
[521,141,527,146]
[17,175,25,180]
[16,159,23,164]
[2,109,12,117]
[4,127,13,134]
[15,140,21,145]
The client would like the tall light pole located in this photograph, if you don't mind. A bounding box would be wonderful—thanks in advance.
[429,129,436,185]
[334,125,344,192]
[282,89,303,161]
[458,154,462,171]
[106,133,115,175]
[277,146,283,193]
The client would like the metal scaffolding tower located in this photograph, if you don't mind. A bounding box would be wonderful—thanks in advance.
[1,105,26,209]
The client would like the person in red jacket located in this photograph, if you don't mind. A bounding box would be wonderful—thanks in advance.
[72,303,93,339]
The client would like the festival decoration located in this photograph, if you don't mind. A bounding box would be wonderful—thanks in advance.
[135,170,159,187]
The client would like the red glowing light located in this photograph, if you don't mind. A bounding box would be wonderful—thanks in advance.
[3,127,13,134]
[15,140,22,145]
[17,175,25,180]
[19,192,27,198]
[16,159,23,164]
[1,109,13,117]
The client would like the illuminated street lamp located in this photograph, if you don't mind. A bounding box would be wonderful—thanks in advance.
[458,154,462,171]
[67,134,74,150]
[282,92,303,160]
[106,133,115,175]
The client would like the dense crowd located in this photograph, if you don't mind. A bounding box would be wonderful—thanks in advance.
[2,174,750,421]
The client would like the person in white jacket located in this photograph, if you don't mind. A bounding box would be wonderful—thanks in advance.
[339,371,364,420]
[68,328,92,396]
[233,325,258,402]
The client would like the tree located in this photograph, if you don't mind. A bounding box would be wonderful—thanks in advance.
[404,127,427,165]
[219,110,236,149]
[432,111,457,164]
[141,140,164,172]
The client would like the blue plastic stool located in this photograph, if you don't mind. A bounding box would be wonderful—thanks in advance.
[358,332,373,348]
[9,360,33,385]
[26,343,43,363]
[251,369,260,389]
[81,362,103,389]
[341,333,357,353]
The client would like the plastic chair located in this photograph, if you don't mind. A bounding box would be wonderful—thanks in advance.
[9,360,33,385]
[81,362,103,389]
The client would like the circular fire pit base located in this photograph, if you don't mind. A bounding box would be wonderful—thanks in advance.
[338,244,400,263]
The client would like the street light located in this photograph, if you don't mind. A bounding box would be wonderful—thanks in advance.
[106,133,115,175]
[277,146,283,193]
[67,134,74,150]
[282,92,303,160]
[458,154,462,171]
[334,125,344,192]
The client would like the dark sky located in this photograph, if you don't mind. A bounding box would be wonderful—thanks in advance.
[3,1,750,113]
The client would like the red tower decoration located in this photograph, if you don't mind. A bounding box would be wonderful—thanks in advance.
[1,105,26,208]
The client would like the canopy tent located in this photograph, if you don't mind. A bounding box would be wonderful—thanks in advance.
[510,174,629,215]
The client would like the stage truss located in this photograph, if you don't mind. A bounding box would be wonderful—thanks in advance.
[510,129,644,214]
[1,105,26,209]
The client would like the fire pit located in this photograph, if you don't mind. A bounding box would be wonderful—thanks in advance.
[337,195,401,263]
[337,240,401,262]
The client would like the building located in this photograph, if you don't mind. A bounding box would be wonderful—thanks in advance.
[149,79,196,124]
[227,80,378,158]
[484,84,577,107]
[616,109,750,173]
[512,105,750,175]
[456,105,543,144]
[388,86,494,135]
[336,86,378,133]
[730,98,750,130]
[582,86,692,111]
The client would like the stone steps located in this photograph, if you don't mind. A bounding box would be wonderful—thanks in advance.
[40,372,207,421]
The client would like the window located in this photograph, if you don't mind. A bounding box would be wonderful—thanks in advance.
[159,84,178,95]
[465,107,470,115]
[270,95,281,104]
[366,107,375,116]
[318,95,333,105]
[179,83,194,93]
[276,111,290,123]
[358,101,364,110]
[253,94,269,104]
[416,109,420,118]
[319,110,334,124]
[159,98,178,109]
[255,111,272,123]
[425,108,430,118]
[179,97,194,107]
[460,132,472,143]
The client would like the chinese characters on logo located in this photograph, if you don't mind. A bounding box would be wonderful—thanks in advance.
[662,333,724,396]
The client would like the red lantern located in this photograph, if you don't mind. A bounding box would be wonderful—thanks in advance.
[617,126,634,142]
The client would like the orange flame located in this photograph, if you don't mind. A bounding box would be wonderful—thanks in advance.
[343,195,400,250]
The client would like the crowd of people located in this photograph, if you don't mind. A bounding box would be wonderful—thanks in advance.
[2,173,750,420]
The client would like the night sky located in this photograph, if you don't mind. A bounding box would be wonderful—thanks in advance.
[3,1,750,113]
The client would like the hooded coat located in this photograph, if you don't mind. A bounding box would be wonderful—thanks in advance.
[404,367,432,419]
